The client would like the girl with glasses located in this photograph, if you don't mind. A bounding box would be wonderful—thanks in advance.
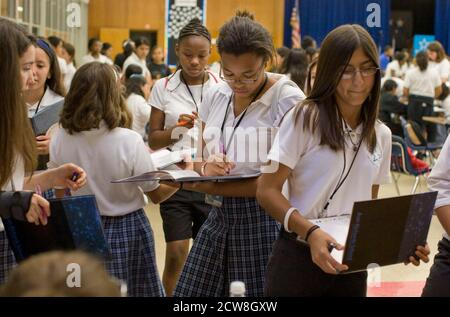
[173,11,305,297]
[256,24,430,297]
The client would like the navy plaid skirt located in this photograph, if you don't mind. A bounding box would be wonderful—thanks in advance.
[102,209,165,297]
[0,230,16,285]
[173,197,280,297]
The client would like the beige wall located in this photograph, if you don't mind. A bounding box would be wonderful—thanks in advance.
[88,0,285,62]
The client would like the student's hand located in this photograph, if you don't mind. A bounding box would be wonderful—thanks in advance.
[182,181,215,193]
[308,228,349,275]
[36,135,51,155]
[176,112,198,130]
[26,194,51,226]
[405,244,431,266]
[204,154,236,176]
[50,164,87,191]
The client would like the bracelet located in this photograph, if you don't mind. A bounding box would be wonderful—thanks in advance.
[305,225,321,243]
[283,207,298,233]
[200,162,208,176]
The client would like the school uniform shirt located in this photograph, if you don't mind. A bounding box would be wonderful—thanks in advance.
[27,87,64,118]
[123,53,151,79]
[64,62,77,91]
[80,53,113,66]
[0,155,25,232]
[266,107,392,219]
[126,93,152,138]
[48,121,159,217]
[200,73,306,175]
[149,70,221,151]
[57,56,68,77]
[385,60,409,79]
[430,59,450,82]
[404,67,441,98]
[427,135,450,241]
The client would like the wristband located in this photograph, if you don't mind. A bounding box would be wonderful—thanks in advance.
[305,225,321,243]
[283,207,298,233]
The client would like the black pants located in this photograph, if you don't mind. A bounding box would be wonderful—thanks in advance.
[407,95,436,142]
[264,229,367,297]
[422,238,450,297]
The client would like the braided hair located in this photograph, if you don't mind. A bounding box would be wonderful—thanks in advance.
[167,18,212,85]
[177,18,211,45]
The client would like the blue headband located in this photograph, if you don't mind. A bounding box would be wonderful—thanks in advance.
[36,39,56,62]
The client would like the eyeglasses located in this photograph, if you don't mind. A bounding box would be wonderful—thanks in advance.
[220,63,265,84]
[341,67,379,80]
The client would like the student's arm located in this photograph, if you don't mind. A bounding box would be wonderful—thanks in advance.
[436,205,450,238]
[23,164,87,192]
[145,184,179,204]
[403,87,409,98]
[372,185,379,199]
[256,163,349,275]
[435,85,443,99]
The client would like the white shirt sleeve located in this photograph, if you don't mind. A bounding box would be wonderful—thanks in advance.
[133,136,160,193]
[432,68,443,88]
[148,79,166,112]
[266,107,308,170]
[273,85,306,126]
[404,70,412,89]
[428,136,450,209]
[199,87,216,123]
[373,124,392,185]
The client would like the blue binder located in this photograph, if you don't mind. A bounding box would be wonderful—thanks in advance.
[2,195,111,262]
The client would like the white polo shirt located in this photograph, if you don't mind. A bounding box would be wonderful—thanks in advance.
[430,59,450,81]
[27,87,64,118]
[64,62,77,91]
[201,73,306,175]
[0,155,25,232]
[385,60,408,79]
[427,135,450,240]
[126,93,151,138]
[48,122,159,217]
[149,70,221,151]
[81,54,113,66]
[266,106,392,219]
[404,67,441,98]
[123,53,151,78]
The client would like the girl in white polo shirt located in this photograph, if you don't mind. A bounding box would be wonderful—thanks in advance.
[49,62,179,297]
[423,136,450,296]
[23,38,65,172]
[123,37,152,84]
[173,11,305,297]
[257,24,431,297]
[148,18,220,296]
[1,19,87,285]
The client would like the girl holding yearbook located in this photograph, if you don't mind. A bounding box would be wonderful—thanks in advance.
[256,24,430,297]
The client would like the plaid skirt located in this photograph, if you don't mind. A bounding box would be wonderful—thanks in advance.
[173,197,280,297]
[0,230,16,285]
[102,209,165,297]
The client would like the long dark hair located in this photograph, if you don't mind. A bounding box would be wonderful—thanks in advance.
[415,51,429,72]
[125,75,147,98]
[295,24,381,153]
[0,18,37,187]
[36,38,66,96]
[279,48,309,89]
[217,10,275,66]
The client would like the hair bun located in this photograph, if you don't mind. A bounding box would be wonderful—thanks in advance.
[235,10,255,20]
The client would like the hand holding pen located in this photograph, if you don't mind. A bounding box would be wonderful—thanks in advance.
[51,164,87,191]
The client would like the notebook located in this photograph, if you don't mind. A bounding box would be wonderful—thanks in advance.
[112,170,262,183]
[30,99,64,136]
[1,195,111,262]
[307,191,438,273]
[150,148,195,170]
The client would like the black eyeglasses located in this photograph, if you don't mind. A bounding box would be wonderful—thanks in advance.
[341,67,379,80]
[220,63,265,84]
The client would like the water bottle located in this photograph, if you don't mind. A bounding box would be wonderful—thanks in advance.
[229,281,246,297]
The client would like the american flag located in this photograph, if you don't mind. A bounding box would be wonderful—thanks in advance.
[290,1,301,49]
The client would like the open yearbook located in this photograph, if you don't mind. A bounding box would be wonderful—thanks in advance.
[112,169,262,183]
[304,191,437,273]
[150,148,195,170]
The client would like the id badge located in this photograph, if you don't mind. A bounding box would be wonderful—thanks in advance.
[205,194,223,207]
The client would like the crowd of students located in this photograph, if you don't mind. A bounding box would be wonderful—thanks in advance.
[1,10,450,298]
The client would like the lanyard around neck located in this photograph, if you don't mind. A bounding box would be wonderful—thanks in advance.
[180,71,206,112]
[34,86,47,115]
[220,73,269,155]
